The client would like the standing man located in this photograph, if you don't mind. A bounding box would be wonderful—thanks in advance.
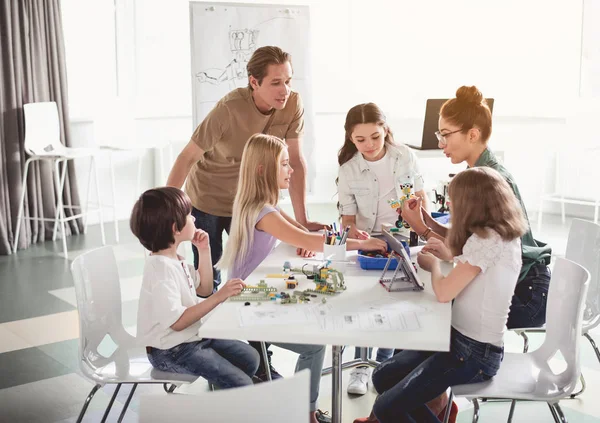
[168,46,323,279]
[166,46,327,385]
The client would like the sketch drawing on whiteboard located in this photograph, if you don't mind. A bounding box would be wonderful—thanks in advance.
[194,17,295,90]
[195,27,259,88]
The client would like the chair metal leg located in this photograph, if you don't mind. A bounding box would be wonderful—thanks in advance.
[548,402,560,422]
[518,331,529,353]
[554,403,568,422]
[472,398,480,423]
[53,160,69,258]
[260,341,272,381]
[83,155,94,234]
[59,162,70,257]
[507,399,517,422]
[92,156,106,245]
[52,159,62,242]
[12,159,33,253]
[163,383,177,393]
[101,383,121,422]
[442,391,454,423]
[570,372,586,398]
[549,402,568,423]
[584,332,600,363]
[117,383,137,423]
[76,384,101,423]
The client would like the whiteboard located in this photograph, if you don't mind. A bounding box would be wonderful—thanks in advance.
[189,2,316,185]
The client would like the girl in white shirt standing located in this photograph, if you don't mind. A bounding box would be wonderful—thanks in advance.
[354,167,527,423]
[131,187,259,389]
[337,102,429,395]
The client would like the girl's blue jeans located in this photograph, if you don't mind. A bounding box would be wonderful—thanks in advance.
[372,328,503,423]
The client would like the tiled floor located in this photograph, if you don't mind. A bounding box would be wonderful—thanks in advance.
[1,206,599,422]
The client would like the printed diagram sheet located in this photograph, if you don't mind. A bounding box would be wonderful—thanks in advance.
[319,310,421,332]
[238,304,318,327]
[237,300,423,332]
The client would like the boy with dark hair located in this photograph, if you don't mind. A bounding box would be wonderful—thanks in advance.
[130,187,259,388]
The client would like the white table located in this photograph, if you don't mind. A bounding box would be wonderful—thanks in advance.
[198,243,452,423]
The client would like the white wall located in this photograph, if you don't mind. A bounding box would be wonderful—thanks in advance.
[60,0,600,227]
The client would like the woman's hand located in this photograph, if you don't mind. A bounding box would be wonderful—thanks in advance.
[296,248,316,258]
[421,238,453,262]
[399,197,428,234]
[417,251,440,273]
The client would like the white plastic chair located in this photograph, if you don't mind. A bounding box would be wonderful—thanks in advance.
[442,257,590,423]
[12,102,106,259]
[138,369,310,422]
[71,246,198,423]
[513,218,600,399]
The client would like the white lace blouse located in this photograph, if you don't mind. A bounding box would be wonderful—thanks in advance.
[452,229,522,346]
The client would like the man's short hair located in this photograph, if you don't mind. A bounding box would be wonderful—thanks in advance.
[130,187,192,252]
[247,46,292,90]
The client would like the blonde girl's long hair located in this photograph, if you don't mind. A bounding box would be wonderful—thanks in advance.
[447,167,528,257]
[216,134,286,271]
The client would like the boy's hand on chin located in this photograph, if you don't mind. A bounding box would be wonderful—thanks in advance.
[192,229,210,250]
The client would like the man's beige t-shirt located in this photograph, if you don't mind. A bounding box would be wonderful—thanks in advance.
[185,87,304,217]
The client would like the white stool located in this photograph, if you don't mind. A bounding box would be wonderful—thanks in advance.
[13,102,106,259]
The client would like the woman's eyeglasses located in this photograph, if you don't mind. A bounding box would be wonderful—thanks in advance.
[435,129,463,146]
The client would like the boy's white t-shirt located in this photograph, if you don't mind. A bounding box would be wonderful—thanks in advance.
[137,255,203,350]
[366,152,398,232]
[452,229,522,347]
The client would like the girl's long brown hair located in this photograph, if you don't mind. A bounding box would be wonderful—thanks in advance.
[447,167,527,256]
[338,103,395,166]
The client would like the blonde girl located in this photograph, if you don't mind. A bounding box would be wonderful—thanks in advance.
[218,133,385,423]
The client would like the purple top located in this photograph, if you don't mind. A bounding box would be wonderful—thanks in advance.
[229,205,279,280]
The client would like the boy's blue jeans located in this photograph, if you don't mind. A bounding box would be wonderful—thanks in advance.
[147,339,259,389]
[372,328,503,423]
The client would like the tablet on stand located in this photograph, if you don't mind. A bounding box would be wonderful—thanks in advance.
[380,228,424,292]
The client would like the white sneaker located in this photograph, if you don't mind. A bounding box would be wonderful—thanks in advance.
[347,367,370,395]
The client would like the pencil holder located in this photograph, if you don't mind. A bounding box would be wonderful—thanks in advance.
[323,243,347,272]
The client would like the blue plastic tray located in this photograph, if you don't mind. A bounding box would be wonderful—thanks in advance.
[357,243,409,270]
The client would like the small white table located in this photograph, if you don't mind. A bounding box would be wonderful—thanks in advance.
[198,243,452,423]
